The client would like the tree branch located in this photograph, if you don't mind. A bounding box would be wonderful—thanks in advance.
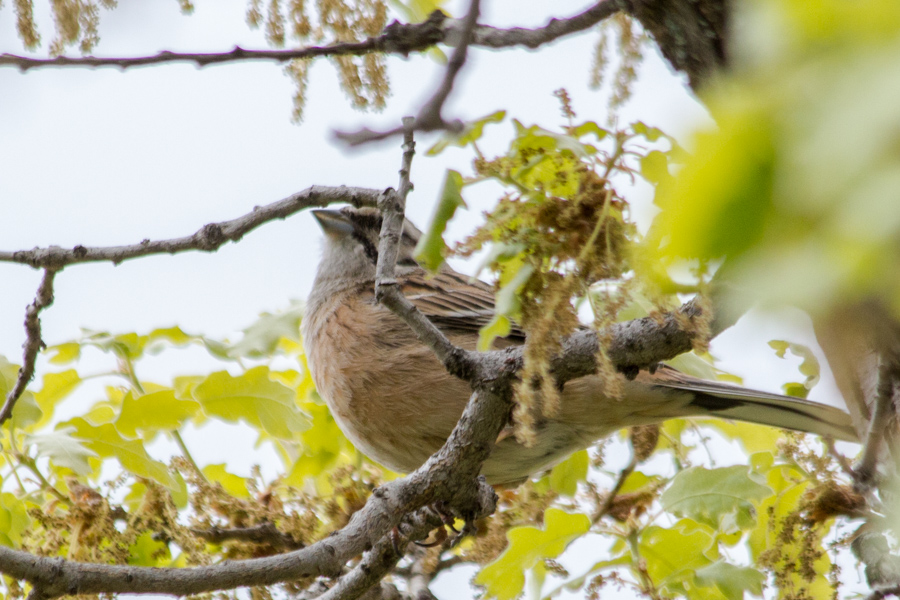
[190,523,304,551]
[0,269,58,425]
[318,509,439,600]
[0,186,380,269]
[0,2,621,72]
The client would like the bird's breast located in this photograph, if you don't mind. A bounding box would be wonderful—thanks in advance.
[303,294,471,473]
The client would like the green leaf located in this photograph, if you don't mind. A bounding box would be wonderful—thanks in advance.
[495,262,535,316]
[26,428,97,475]
[128,530,170,566]
[146,326,195,354]
[695,560,765,600]
[192,366,309,440]
[427,110,506,155]
[640,519,717,590]
[203,464,250,498]
[640,150,670,185]
[46,342,81,365]
[549,450,588,496]
[475,508,590,600]
[476,261,533,351]
[116,390,200,438]
[67,417,177,490]
[228,301,304,358]
[33,369,81,428]
[0,492,31,547]
[651,110,775,261]
[701,420,782,455]
[769,340,821,394]
[619,470,661,494]
[414,169,467,272]
[661,465,771,531]
[573,121,609,141]
[476,315,511,352]
[633,121,664,141]
[9,393,42,432]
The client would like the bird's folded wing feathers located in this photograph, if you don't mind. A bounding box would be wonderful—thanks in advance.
[403,270,526,340]
[399,271,857,442]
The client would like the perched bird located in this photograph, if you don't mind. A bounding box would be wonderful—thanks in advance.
[302,207,858,486]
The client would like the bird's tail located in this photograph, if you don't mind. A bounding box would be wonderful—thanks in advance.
[651,370,859,442]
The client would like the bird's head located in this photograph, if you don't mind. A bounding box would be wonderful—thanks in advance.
[310,207,423,286]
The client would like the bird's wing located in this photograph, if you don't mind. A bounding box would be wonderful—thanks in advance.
[642,364,859,442]
[401,269,526,341]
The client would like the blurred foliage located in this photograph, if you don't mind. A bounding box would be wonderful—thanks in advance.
[644,0,900,322]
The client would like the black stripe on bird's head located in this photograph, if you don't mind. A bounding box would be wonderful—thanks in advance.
[312,207,423,279]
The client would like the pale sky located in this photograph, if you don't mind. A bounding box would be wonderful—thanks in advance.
[0,1,859,598]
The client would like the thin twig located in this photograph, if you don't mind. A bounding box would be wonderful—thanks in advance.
[372,120,479,381]
[855,360,898,491]
[0,2,621,72]
[334,0,480,146]
[867,585,900,600]
[172,431,209,485]
[407,548,439,600]
[374,117,417,293]
[825,437,856,478]
[0,186,380,269]
[592,451,637,524]
[0,269,58,425]
[318,509,439,600]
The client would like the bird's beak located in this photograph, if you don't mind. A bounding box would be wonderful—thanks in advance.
[312,209,354,236]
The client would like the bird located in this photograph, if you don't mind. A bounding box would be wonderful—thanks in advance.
[302,206,859,486]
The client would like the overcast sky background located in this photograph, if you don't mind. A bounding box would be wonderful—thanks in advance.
[0,1,863,597]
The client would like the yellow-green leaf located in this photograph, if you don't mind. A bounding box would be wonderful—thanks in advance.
[415,169,466,272]
[46,342,81,365]
[640,519,717,590]
[475,508,590,600]
[26,428,97,475]
[694,560,765,600]
[427,110,506,155]
[116,390,200,438]
[227,301,304,358]
[0,492,31,547]
[661,465,771,531]
[549,450,588,496]
[203,464,250,498]
[192,366,309,439]
[67,417,177,489]
[33,369,81,428]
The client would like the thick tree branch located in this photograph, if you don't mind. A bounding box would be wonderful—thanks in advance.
[0,269,57,425]
[0,186,379,269]
[0,2,621,72]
